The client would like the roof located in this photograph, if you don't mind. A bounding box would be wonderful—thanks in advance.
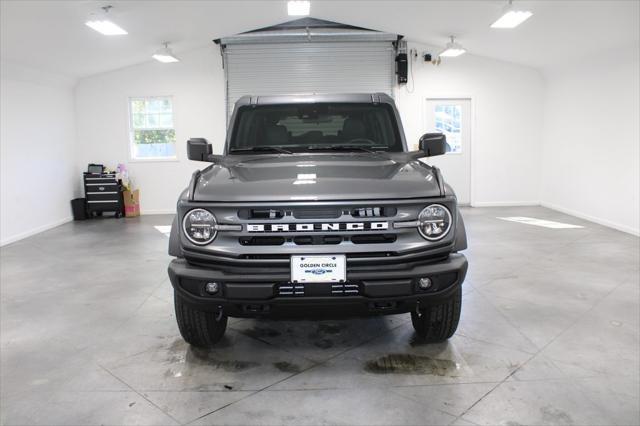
[234,93,395,106]
[214,17,401,45]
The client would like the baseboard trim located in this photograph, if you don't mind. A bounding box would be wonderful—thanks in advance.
[471,201,540,207]
[541,202,640,236]
[1,216,73,247]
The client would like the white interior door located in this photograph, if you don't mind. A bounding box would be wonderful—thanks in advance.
[425,98,472,204]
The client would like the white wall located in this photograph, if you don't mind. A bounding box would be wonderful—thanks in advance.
[74,46,226,214]
[75,42,544,213]
[0,64,77,245]
[541,45,640,235]
[396,42,545,206]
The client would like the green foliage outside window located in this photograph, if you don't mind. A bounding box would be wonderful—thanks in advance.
[133,129,176,145]
[130,97,176,150]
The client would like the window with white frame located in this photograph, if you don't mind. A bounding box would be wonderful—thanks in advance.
[129,97,176,160]
[433,104,462,154]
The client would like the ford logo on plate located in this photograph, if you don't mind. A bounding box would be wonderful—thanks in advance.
[306,269,330,275]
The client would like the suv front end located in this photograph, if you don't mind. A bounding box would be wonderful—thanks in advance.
[168,93,468,347]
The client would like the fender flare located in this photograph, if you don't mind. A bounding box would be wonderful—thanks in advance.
[454,210,468,252]
[168,215,183,257]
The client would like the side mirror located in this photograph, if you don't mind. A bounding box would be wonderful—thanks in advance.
[419,133,450,157]
[187,138,212,161]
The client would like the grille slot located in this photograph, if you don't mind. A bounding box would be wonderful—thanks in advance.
[331,283,360,295]
[351,234,397,244]
[293,235,345,245]
[293,236,313,245]
[278,284,304,296]
[240,236,285,246]
[351,207,397,217]
[238,209,284,219]
[293,208,341,219]
[323,235,342,244]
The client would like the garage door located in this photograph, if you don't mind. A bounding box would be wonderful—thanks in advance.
[219,22,399,121]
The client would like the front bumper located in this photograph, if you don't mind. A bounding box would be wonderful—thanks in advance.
[168,253,467,318]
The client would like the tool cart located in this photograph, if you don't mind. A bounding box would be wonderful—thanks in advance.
[83,164,123,218]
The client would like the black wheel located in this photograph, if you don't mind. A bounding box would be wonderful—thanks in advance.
[174,292,227,348]
[411,287,462,342]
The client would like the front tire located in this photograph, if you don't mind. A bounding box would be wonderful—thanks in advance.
[411,287,462,342]
[174,292,227,347]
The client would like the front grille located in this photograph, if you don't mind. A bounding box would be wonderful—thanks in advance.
[278,284,304,296]
[276,282,361,297]
[238,234,396,246]
[181,198,455,273]
[184,248,450,274]
[331,283,360,295]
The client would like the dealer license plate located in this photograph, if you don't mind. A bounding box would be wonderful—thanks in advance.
[290,255,346,283]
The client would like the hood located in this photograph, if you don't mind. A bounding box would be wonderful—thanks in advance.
[193,153,441,202]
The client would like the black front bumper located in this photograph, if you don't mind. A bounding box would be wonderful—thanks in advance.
[168,254,467,318]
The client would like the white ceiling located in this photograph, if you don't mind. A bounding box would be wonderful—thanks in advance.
[1,0,638,79]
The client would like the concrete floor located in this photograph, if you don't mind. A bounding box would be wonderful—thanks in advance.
[1,206,638,425]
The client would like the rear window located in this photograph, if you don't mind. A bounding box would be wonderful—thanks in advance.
[229,103,403,152]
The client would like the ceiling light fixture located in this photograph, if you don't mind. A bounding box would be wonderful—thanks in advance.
[288,1,310,16]
[152,42,180,63]
[491,0,533,29]
[85,5,128,36]
[439,36,466,58]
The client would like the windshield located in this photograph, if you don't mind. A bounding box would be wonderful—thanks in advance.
[229,103,403,153]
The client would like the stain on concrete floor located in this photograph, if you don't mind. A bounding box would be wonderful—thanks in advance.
[243,326,282,339]
[364,353,460,376]
[273,361,302,373]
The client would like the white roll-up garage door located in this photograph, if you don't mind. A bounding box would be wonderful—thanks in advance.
[221,35,398,120]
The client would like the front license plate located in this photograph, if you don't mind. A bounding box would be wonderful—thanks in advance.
[291,255,346,283]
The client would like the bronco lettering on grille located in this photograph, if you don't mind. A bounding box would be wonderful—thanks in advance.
[247,222,389,233]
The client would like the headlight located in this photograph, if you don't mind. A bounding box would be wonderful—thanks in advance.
[417,204,452,241]
[182,209,217,245]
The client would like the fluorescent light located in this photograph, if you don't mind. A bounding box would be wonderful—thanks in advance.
[439,47,466,57]
[152,53,179,63]
[85,19,127,35]
[491,1,533,28]
[85,6,127,36]
[491,10,532,28]
[152,43,180,63]
[288,0,310,16]
[439,36,466,58]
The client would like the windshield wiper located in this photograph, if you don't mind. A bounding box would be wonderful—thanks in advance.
[307,145,387,154]
[230,146,293,155]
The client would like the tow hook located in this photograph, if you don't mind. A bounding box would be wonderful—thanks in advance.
[215,306,224,321]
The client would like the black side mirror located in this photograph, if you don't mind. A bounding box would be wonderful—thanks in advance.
[187,138,212,161]
[419,133,450,157]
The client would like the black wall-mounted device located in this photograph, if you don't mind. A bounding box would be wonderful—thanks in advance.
[396,53,408,84]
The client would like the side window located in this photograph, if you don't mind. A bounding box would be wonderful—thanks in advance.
[129,97,176,160]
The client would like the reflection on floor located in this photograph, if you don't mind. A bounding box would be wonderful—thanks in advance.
[1,207,638,425]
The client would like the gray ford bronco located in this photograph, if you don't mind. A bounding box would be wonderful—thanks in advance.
[168,93,468,347]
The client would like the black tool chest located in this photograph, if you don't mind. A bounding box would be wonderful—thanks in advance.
[83,172,123,218]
